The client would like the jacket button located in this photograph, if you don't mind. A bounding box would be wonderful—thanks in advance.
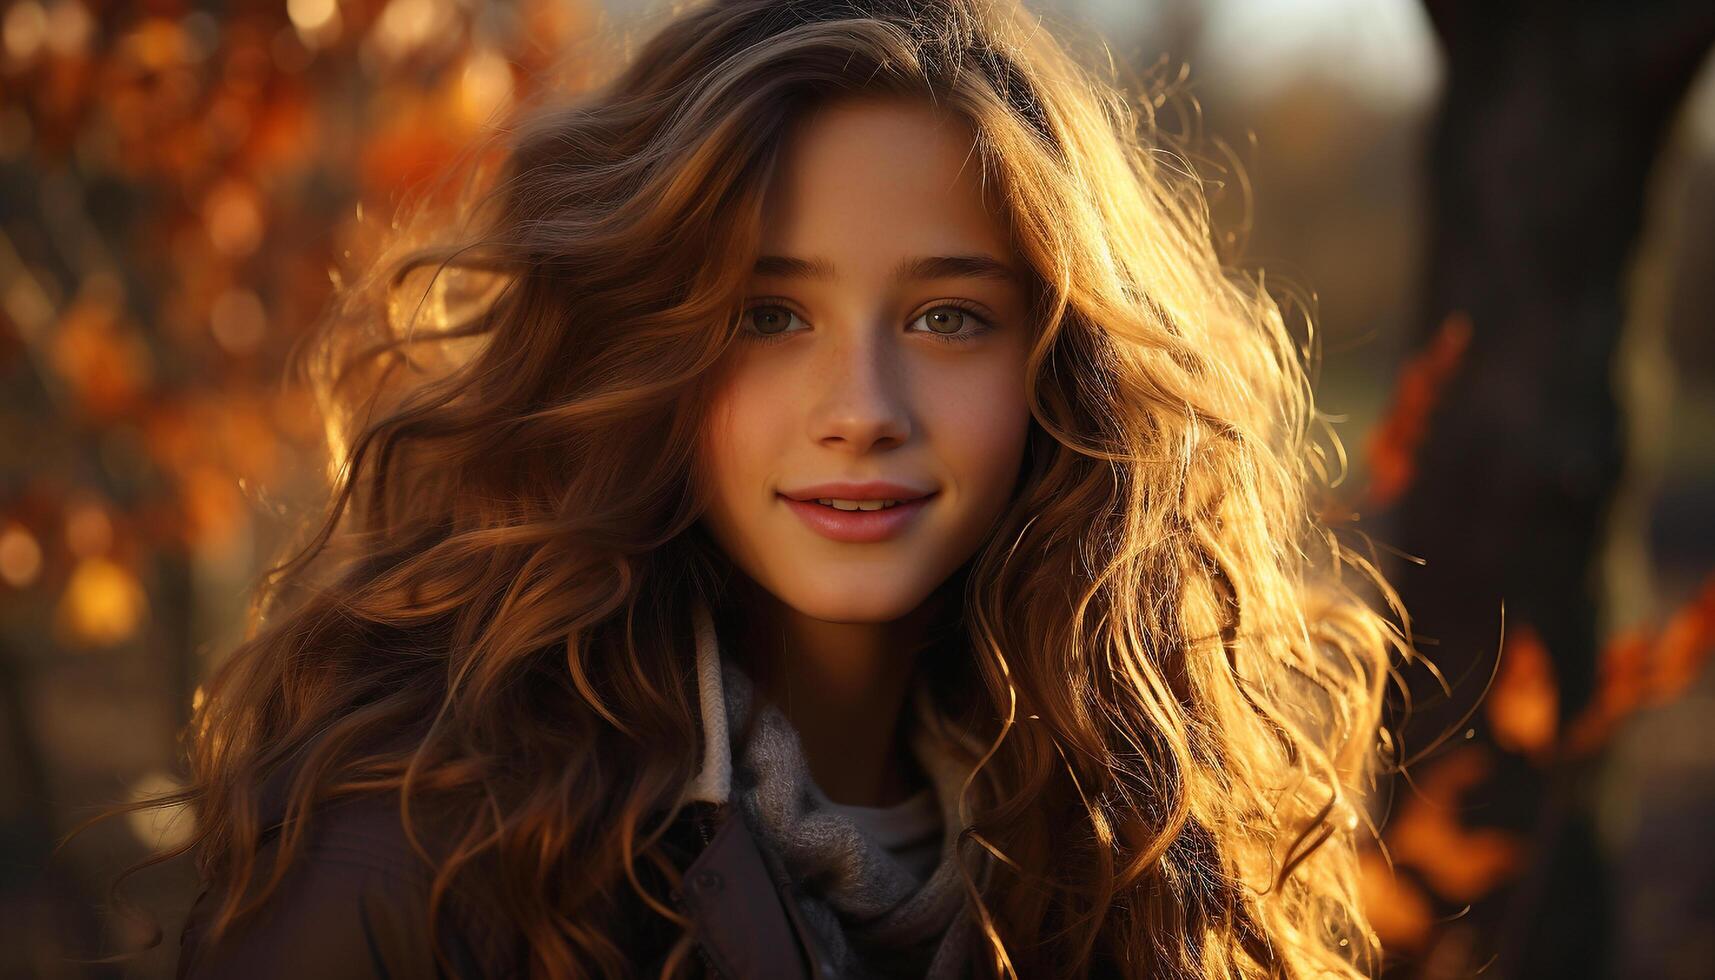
[692,870,724,893]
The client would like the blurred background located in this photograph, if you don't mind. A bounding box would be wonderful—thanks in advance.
[1,0,1711,977]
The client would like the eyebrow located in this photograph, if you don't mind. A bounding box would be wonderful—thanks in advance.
[752,253,1024,286]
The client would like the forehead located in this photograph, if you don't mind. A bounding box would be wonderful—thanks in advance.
[757,96,1013,262]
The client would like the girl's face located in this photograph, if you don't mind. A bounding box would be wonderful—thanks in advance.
[698,96,1034,624]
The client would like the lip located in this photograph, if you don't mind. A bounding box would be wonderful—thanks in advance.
[778,491,937,543]
[779,481,935,502]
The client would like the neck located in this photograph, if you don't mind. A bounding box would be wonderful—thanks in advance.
[730,580,947,808]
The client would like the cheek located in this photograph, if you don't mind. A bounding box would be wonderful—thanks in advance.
[929,360,1032,513]
[697,367,781,529]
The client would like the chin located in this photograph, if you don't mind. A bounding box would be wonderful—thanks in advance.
[770,576,936,625]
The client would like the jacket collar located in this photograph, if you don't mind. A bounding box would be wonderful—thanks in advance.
[677,600,825,978]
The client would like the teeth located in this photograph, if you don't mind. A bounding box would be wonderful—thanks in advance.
[815,498,901,511]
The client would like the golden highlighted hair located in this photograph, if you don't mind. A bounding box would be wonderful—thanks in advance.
[104,0,1408,976]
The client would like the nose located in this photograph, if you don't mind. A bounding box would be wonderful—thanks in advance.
[807,321,912,453]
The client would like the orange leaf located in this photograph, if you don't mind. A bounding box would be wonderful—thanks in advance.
[1363,311,1472,509]
[1358,848,1434,953]
[1566,571,1715,755]
[1387,746,1525,902]
[1486,622,1558,762]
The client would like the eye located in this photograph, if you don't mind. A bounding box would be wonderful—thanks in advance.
[909,301,994,344]
[739,303,804,346]
[737,299,997,346]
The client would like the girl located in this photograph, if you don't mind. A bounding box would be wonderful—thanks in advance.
[120,0,1405,976]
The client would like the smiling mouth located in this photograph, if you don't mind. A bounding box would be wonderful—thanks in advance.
[777,492,936,543]
[806,498,911,511]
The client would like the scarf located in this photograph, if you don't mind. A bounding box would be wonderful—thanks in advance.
[680,600,985,979]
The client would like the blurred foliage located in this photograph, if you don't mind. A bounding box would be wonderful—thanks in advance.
[0,0,606,650]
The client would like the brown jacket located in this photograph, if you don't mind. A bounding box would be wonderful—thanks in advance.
[175,792,831,979]
[179,605,894,978]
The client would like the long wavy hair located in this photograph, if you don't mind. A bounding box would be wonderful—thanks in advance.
[104,0,1409,976]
